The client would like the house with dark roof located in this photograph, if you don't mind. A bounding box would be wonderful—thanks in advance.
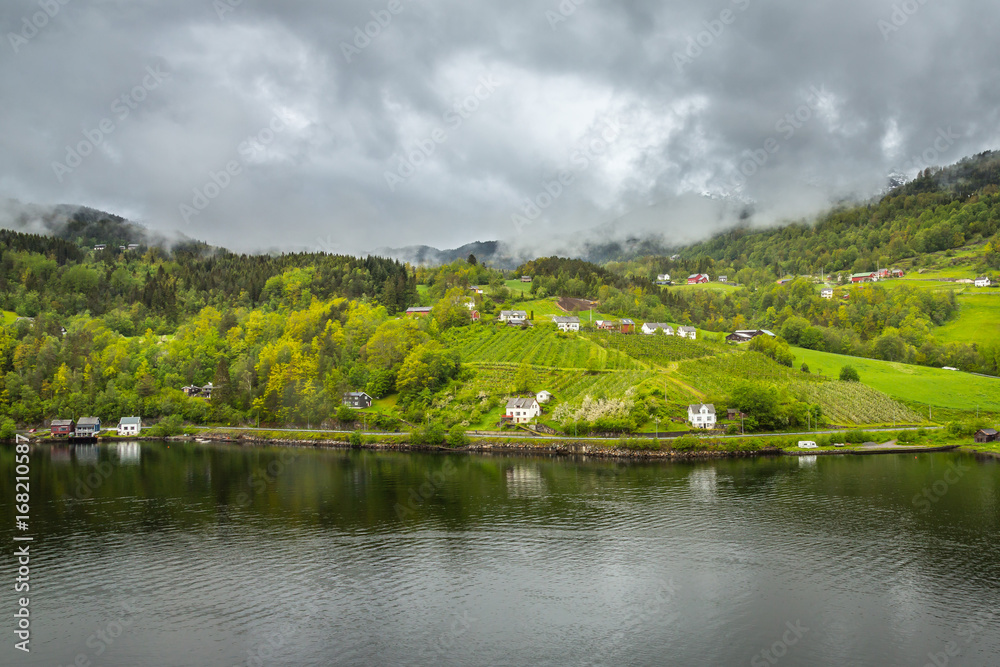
[553,316,580,332]
[342,391,373,409]
[50,419,75,437]
[974,428,998,443]
[504,397,541,424]
[619,318,635,334]
[687,404,716,429]
[75,417,102,437]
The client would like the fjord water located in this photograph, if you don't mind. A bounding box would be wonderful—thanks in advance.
[2,443,999,666]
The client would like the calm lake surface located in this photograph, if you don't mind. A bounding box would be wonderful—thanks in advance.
[2,441,1000,666]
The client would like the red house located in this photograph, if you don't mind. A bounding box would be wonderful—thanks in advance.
[620,318,635,334]
[50,419,75,437]
[470,310,480,322]
[687,274,710,285]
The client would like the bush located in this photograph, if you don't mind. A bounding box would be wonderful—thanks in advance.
[336,405,357,424]
[411,422,446,445]
[800,363,810,374]
[839,365,860,382]
[672,435,700,451]
[843,429,873,443]
[446,425,470,447]
[725,424,739,435]
[348,431,363,447]
[0,417,16,441]
[148,414,184,437]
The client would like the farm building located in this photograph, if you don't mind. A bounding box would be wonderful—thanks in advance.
[50,419,75,437]
[974,428,998,443]
[75,417,102,437]
[726,329,775,344]
[850,272,876,283]
[975,277,992,288]
[183,383,215,399]
[620,319,635,334]
[499,310,528,323]
[505,397,541,424]
[641,323,673,335]
[726,408,746,420]
[687,274,710,285]
[405,306,432,317]
[687,404,716,429]
[595,320,618,331]
[342,391,373,408]
[536,391,552,403]
[677,326,697,339]
[117,417,142,436]
[553,316,580,332]
[520,275,532,283]
[470,310,481,322]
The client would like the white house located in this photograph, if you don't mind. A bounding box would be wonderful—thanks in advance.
[718,275,728,283]
[117,416,142,436]
[687,404,716,429]
[499,310,528,323]
[821,288,834,299]
[536,390,552,403]
[975,277,992,288]
[553,316,580,332]
[641,323,672,335]
[505,397,541,424]
[656,273,671,284]
[677,326,697,339]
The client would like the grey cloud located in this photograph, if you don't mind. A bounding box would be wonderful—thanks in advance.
[1,0,998,254]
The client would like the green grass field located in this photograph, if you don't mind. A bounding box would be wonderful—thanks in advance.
[791,346,1000,411]
[1,311,16,326]
[935,292,1000,345]
[504,279,534,295]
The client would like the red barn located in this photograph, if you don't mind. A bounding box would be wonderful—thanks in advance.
[850,272,876,283]
[620,319,635,334]
[687,274,710,285]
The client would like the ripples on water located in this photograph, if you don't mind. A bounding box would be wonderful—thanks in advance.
[1,443,998,666]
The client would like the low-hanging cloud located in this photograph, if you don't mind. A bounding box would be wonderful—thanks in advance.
[1,0,998,255]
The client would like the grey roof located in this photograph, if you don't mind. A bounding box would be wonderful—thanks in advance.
[620,318,635,325]
[406,306,432,312]
[118,416,142,425]
[643,322,670,329]
[506,397,537,409]
[678,326,696,332]
[501,310,528,318]
[77,417,101,426]
[688,404,716,414]
[345,391,371,398]
[979,428,999,435]
[51,419,74,427]
[553,316,580,324]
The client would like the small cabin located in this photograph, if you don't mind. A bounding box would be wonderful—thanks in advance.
[342,391,373,409]
[50,419,75,437]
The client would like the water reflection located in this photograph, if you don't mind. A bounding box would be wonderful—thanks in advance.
[688,466,717,501]
[115,441,142,465]
[799,455,818,467]
[73,443,99,464]
[505,465,546,498]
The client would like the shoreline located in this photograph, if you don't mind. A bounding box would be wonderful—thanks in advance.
[141,433,964,461]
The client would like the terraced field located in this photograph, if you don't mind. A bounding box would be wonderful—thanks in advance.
[449,326,642,370]
[587,331,726,365]
[676,350,821,396]
[794,382,924,425]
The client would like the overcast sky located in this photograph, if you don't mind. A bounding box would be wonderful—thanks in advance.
[1,0,998,254]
